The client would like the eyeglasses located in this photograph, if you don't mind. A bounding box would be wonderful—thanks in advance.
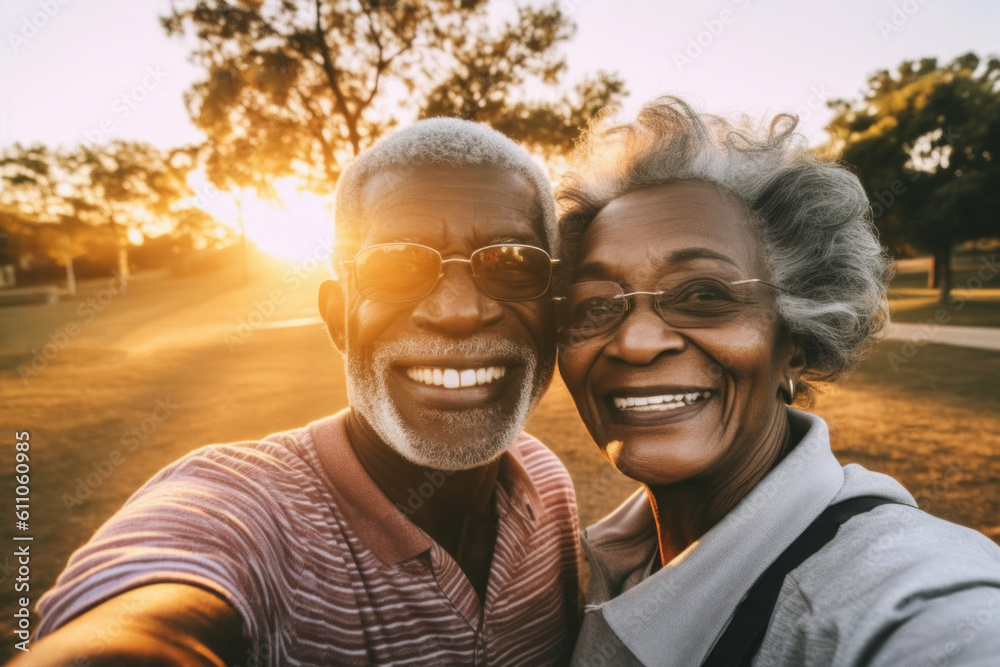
[555,275,786,347]
[341,242,559,303]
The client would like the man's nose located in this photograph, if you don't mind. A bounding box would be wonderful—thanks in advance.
[410,262,503,336]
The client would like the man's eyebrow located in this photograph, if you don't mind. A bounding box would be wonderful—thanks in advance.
[488,235,541,245]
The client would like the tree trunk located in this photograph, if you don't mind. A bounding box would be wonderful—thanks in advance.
[935,245,953,303]
[236,191,247,284]
[117,244,130,280]
[926,254,940,288]
[109,216,130,280]
[65,255,76,296]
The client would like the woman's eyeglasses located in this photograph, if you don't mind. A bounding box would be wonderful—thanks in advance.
[555,276,786,347]
[341,242,559,303]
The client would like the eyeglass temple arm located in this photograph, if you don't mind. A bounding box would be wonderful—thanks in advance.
[436,257,560,265]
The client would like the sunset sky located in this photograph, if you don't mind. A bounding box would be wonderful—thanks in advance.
[2,0,998,259]
[2,0,998,148]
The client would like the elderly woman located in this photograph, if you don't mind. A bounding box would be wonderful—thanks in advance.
[555,98,1000,666]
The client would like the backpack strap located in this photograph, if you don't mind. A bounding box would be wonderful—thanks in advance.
[702,496,901,667]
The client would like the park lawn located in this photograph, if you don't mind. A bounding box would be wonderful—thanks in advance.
[1,267,998,659]
[889,298,1000,328]
[888,264,1000,327]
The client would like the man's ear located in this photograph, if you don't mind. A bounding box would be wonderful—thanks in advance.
[318,279,347,353]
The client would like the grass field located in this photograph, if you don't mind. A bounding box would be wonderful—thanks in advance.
[889,263,1000,327]
[1,263,998,660]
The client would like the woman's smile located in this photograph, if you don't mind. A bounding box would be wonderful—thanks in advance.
[558,182,796,487]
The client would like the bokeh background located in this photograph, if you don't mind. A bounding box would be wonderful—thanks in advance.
[1,0,999,660]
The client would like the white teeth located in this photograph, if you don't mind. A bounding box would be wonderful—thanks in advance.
[405,365,508,389]
[612,391,712,411]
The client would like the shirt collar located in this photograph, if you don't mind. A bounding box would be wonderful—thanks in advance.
[497,434,547,525]
[308,410,543,567]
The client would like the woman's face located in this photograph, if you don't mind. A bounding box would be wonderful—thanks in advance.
[557,182,801,486]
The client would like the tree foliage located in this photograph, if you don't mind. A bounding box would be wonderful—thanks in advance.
[0,142,221,278]
[161,0,626,194]
[0,144,85,270]
[826,52,1000,299]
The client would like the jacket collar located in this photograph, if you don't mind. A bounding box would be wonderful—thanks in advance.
[586,410,850,666]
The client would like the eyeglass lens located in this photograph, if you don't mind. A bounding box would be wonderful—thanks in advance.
[353,244,553,303]
[558,274,760,346]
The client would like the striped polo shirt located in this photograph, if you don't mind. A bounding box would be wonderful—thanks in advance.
[37,410,580,665]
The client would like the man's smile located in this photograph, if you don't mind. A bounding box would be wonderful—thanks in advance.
[393,358,523,409]
[405,364,508,388]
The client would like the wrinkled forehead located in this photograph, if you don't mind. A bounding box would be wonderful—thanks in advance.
[356,164,546,245]
[578,181,768,284]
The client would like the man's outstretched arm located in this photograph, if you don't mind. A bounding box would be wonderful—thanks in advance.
[12,584,248,667]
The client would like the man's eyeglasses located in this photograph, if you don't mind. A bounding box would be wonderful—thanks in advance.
[555,275,787,347]
[341,243,559,303]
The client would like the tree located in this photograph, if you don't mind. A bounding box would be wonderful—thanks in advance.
[62,141,197,279]
[826,53,1000,302]
[0,144,85,290]
[1,142,218,284]
[161,0,625,194]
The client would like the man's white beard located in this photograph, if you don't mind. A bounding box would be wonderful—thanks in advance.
[346,335,549,470]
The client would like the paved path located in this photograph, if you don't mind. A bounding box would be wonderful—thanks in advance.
[882,322,1000,352]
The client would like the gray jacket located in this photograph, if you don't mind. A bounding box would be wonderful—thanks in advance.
[573,409,1000,666]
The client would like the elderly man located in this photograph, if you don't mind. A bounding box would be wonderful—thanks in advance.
[26,119,579,666]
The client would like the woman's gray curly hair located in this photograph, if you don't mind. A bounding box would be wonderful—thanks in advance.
[556,96,892,386]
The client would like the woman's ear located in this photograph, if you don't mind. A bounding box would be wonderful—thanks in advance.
[787,334,807,379]
[318,279,347,353]
[781,332,808,402]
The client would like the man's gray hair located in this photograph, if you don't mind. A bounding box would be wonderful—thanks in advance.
[334,117,558,257]
[556,96,892,385]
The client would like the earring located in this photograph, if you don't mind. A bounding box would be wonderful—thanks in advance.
[786,379,796,404]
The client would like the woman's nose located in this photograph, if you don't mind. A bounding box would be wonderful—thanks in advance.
[604,300,687,365]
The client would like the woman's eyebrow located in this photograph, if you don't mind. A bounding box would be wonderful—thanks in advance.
[666,248,739,267]
[574,247,740,280]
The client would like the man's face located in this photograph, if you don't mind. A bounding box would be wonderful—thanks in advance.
[332,165,555,470]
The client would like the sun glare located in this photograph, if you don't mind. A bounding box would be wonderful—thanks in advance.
[188,175,335,264]
[239,180,335,263]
